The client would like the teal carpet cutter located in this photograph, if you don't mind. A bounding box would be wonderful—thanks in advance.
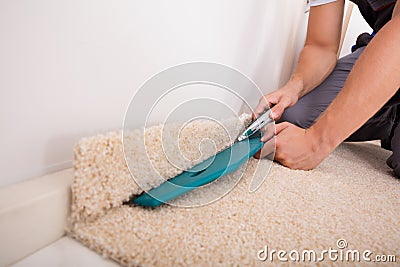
[133,112,272,207]
[132,133,263,207]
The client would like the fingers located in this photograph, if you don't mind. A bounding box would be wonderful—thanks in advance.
[254,91,293,121]
[255,122,292,159]
[260,122,275,142]
[253,94,278,119]
[270,104,284,120]
[270,96,292,120]
[253,100,268,119]
[254,137,275,159]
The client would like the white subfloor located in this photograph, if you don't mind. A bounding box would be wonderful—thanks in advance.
[12,237,120,267]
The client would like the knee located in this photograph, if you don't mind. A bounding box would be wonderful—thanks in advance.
[279,104,316,129]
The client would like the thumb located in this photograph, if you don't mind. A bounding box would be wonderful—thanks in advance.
[270,96,291,120]
[270,104,285,120]
[253,94,277,118]
[275,122,291,135]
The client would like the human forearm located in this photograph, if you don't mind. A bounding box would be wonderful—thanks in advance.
[254,2,343,121]
[253,44,338,120]
[309,15,400,151]
[289,44,338,98]
[287,1,344,99]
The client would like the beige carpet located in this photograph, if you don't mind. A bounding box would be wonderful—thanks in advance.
[68,119,400,266]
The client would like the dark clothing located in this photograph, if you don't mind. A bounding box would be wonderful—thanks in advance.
[280,47,400,140]
[351,0,396,32]
[387,116,400,174]
[280,1,400,176]
[350,0,396,51]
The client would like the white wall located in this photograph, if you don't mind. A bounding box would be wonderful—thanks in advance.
[0,0,308,187]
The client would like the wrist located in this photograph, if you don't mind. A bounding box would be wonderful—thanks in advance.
[285,74,304,100]
[308,122,339,156]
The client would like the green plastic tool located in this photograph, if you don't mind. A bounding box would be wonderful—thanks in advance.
[133,133,263,207]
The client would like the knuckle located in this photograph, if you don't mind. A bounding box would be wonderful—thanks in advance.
[271,108,281,118]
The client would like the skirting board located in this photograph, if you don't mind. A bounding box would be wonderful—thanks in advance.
[0,169,73,266]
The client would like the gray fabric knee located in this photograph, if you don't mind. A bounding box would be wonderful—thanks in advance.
[279,48,365,129]
[279,105,318,129]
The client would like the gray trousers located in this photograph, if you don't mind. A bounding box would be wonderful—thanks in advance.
[279,47,400,177]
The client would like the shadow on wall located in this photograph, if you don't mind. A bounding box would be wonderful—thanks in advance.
[43,128,119,177]
[43,133,83,177]
[0,0,309,187]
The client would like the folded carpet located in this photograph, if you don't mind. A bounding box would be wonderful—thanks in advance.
[68,115,399,266]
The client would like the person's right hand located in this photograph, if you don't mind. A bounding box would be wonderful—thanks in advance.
[253,85,299,121]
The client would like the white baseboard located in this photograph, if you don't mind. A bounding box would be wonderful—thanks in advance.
[0,169,73,266]
[11,237,120,267]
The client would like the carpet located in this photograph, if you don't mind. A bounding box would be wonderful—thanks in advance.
[68,116,400,266]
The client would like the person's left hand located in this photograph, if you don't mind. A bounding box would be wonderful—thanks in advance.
[255,122,332,170]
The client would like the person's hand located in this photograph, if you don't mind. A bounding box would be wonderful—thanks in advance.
[252,83,301,160]
[253,85,299,121]
[267,122,332,170]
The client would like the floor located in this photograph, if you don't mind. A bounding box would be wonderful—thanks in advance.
[69,140,400,266]
[12,237,120,267]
